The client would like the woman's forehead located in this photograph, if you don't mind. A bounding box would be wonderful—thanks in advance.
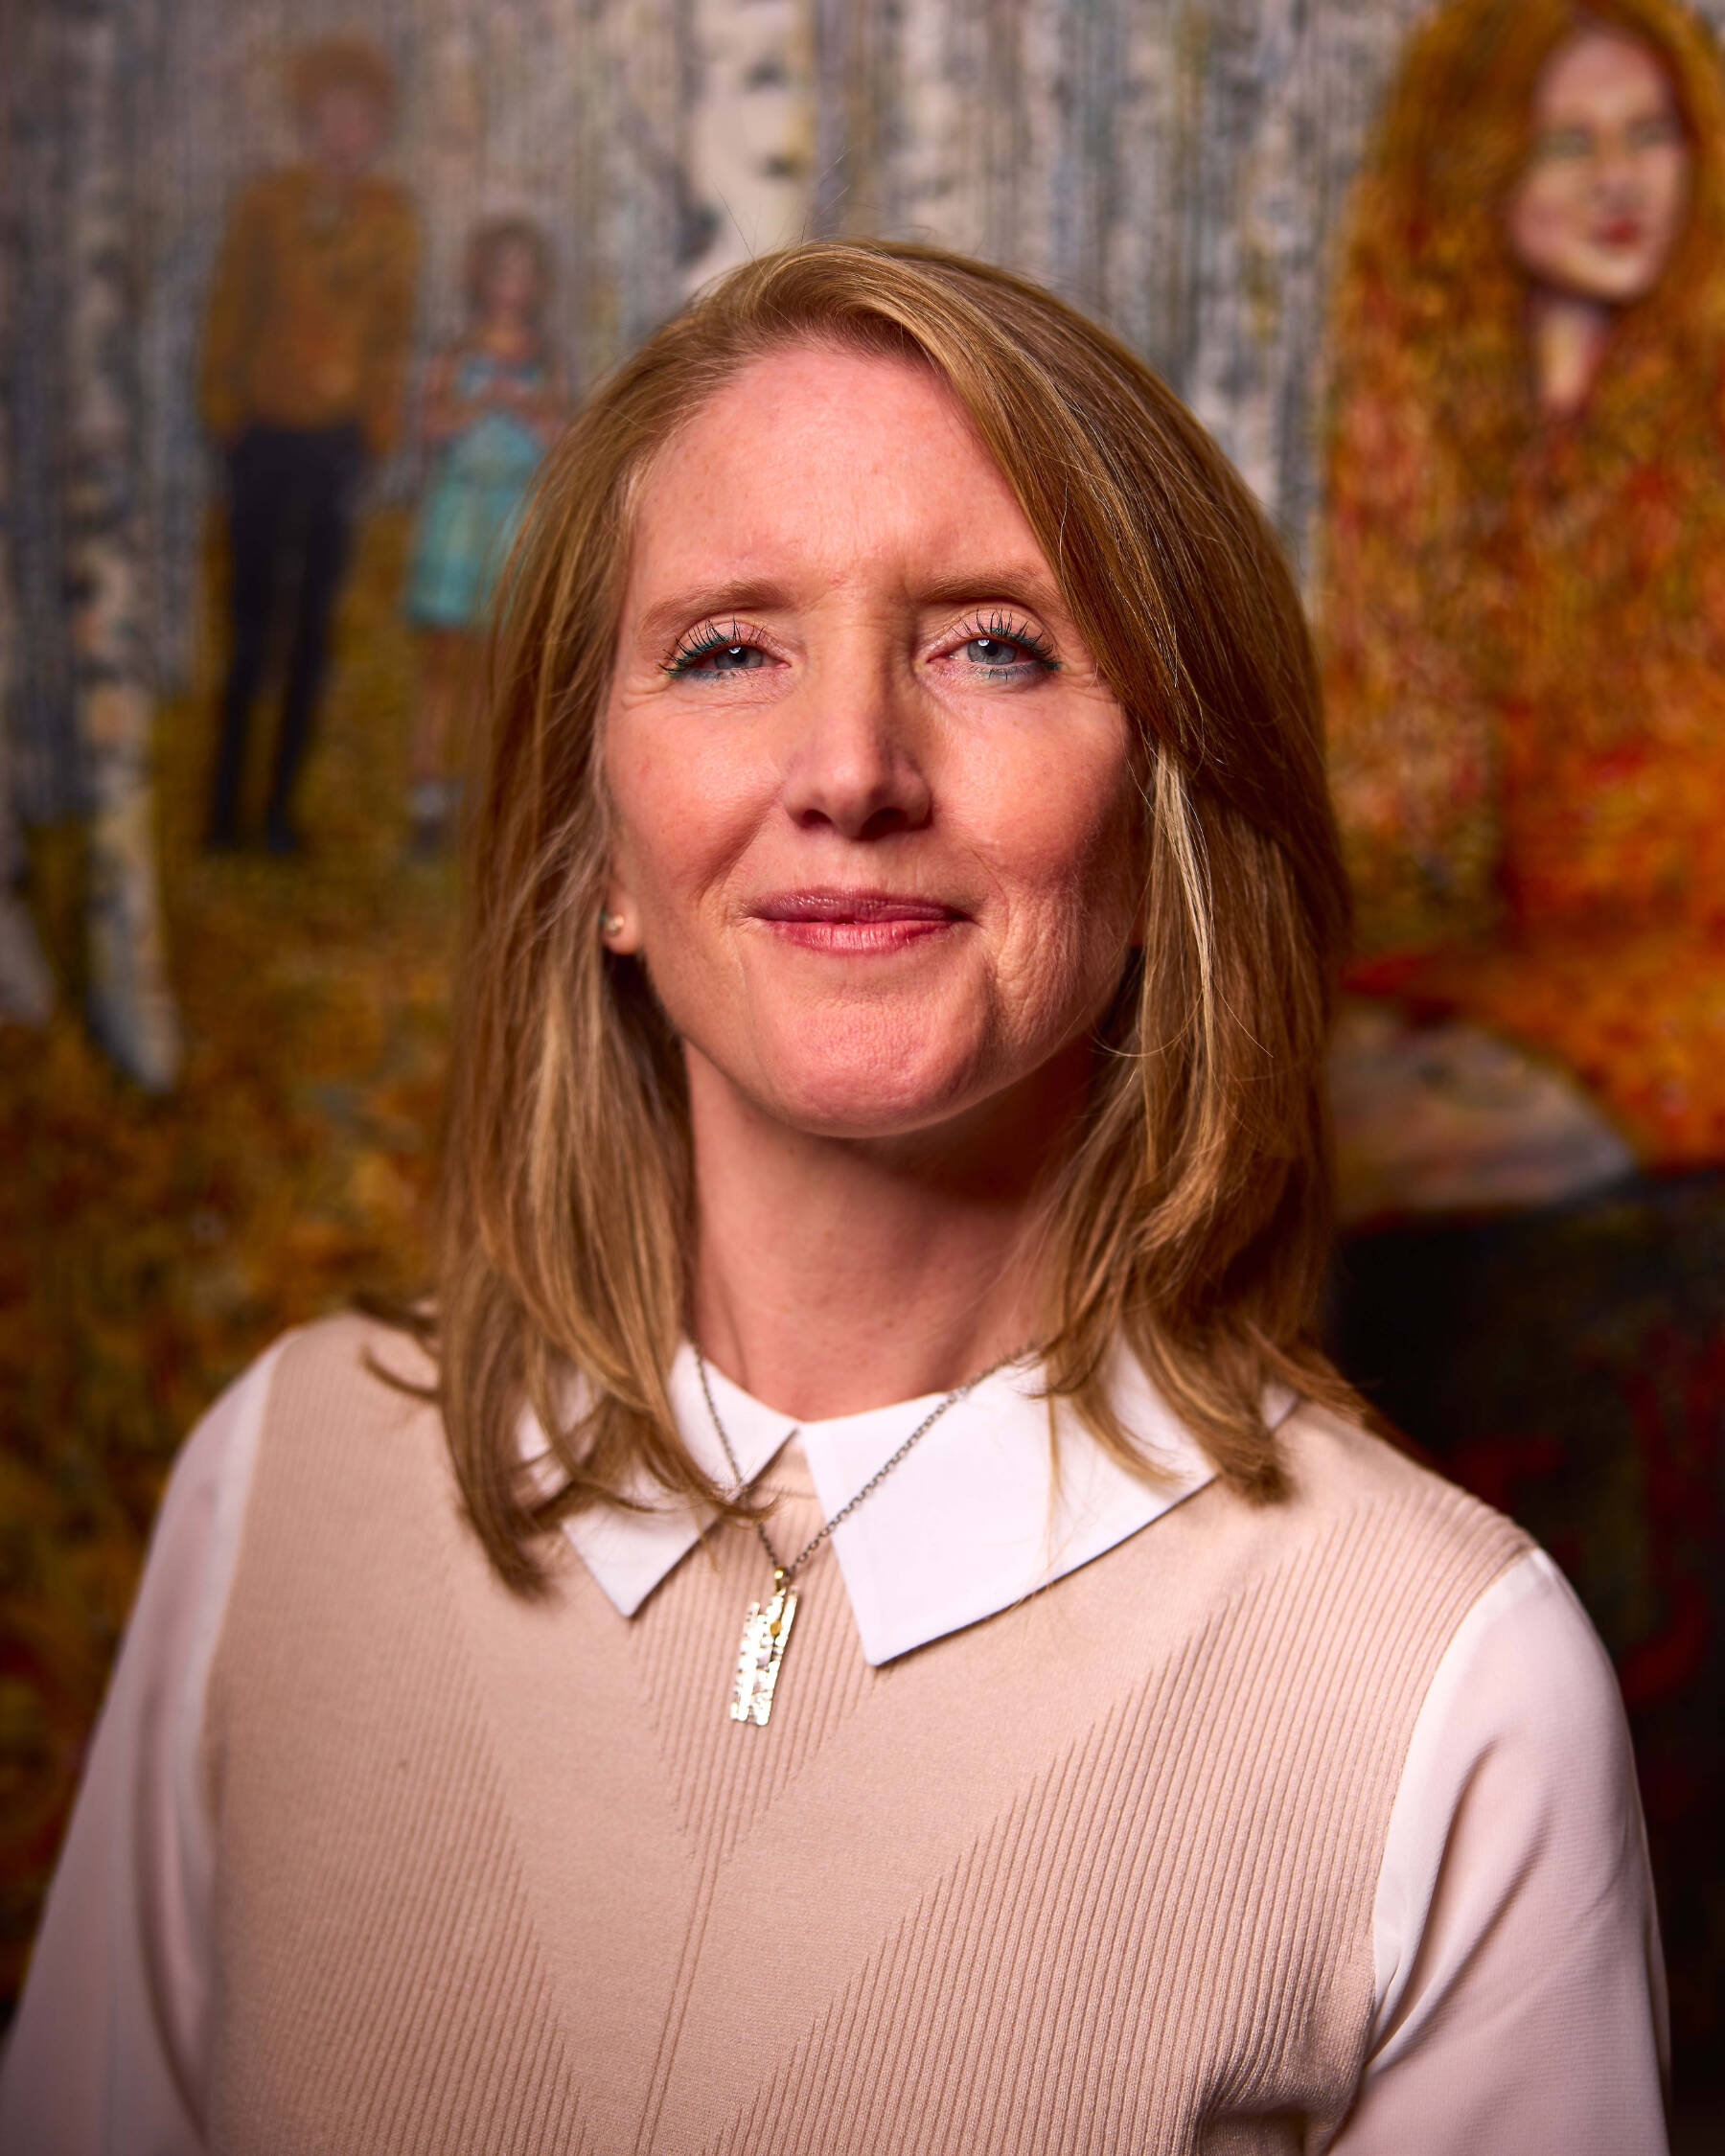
[655,344,986,500]
[624,345,1055,608]
[1534,28,1674,126]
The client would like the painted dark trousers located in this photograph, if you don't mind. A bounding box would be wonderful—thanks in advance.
[209,422,364,844]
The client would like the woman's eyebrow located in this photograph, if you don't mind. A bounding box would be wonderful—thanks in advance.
[631,565,1070,653]
[634,582,794,647]
[913,568,1066,615]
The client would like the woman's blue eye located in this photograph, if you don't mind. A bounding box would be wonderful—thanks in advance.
[953,614,1056,673]
[965,635,1026,668]
[671,636,767,676]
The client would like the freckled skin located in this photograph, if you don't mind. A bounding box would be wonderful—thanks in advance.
[601,345,1140,1147]
[1506,29,1690,307]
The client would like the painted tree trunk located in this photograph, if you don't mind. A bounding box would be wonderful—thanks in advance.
[0,156,54,1028]
[63,0,178,1089]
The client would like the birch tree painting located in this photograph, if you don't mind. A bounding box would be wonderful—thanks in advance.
[0,14,54,1029]
[62,0,179,1089]
[9,0,1725,1078]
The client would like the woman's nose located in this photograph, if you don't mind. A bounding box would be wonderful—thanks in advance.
[779,661,933,841]
[1596,138,1644,199]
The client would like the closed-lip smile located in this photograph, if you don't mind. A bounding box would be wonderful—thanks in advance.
[749,888,963,952]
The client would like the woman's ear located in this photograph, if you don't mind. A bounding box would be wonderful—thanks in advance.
[598,874,644,955]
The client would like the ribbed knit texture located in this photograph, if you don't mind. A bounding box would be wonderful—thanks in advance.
[204,1319,1530,2155]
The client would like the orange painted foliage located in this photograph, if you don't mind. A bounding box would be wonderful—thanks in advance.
[0,515,452,2007]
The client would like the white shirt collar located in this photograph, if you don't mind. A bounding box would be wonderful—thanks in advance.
[534,1343,1264,1666]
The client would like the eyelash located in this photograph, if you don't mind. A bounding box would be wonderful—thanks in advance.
[660,609,1061,677]
[662,619,764,677]
[951,610,1059,673]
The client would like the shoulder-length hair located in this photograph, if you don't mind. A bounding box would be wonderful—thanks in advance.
[430,240,1354,1593]
[1322,0,1725,949]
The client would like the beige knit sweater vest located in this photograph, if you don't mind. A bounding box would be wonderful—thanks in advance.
[202,1319,1529,2155]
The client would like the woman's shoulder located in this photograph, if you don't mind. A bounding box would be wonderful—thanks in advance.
[1269,1392,1535,1584]
[169,1318,442,1546]
[200,1318,458,1630]
[261,1310,439,1444]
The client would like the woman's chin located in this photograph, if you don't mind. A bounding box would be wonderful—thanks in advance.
[755,1064,980,1141]
[729,1022,996,1141]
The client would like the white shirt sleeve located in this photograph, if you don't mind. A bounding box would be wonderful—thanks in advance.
[1336,1548,1670,2154]
[0,1342,283,2156]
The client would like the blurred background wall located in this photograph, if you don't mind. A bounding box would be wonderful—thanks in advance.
[2,0,1722,2128]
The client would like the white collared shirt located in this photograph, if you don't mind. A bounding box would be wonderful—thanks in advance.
[0,1339,1670,2153]
[552,1342,1225,1663]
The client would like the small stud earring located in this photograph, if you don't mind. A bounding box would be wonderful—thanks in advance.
[600,909,623,938]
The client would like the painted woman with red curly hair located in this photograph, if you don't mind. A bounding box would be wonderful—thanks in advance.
[1324,0,1725,1176]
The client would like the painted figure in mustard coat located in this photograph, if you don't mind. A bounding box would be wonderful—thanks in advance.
[199,39,420,855]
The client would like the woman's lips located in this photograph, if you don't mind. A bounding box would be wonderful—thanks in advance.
[749,889,962,952]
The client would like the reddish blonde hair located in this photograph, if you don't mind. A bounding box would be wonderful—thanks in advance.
[427,241,1355,1591]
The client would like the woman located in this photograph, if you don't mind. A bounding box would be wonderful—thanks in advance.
[404,216,564,858]
[1,243,1664,2151]
[1324,0,1725,1176]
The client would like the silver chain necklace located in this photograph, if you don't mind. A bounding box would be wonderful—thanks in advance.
[694,1342,1011,1728]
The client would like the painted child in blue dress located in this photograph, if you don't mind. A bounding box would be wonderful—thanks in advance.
[405,216,564,855]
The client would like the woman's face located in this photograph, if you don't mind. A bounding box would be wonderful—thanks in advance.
[602,344,1140,1146]
[1506,27,1690,306]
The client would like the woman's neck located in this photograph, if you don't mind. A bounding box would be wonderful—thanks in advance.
[1527,286,1614,419]
[686,1044,1089,1421]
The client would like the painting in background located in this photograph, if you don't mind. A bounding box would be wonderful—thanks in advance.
[1326,0,1725,1195]
[404,213,564,856]
[1,0,1721,2108]
[1321,0,1725,2084]
[201,38,419,859]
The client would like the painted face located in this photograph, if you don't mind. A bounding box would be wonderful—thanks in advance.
[307,84,386,183]
[484,239,541,315]
[1506,27,1690,306]
[601,345,1141,1145]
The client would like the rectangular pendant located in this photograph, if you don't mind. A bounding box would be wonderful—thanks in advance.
[729,1580,797,1727]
